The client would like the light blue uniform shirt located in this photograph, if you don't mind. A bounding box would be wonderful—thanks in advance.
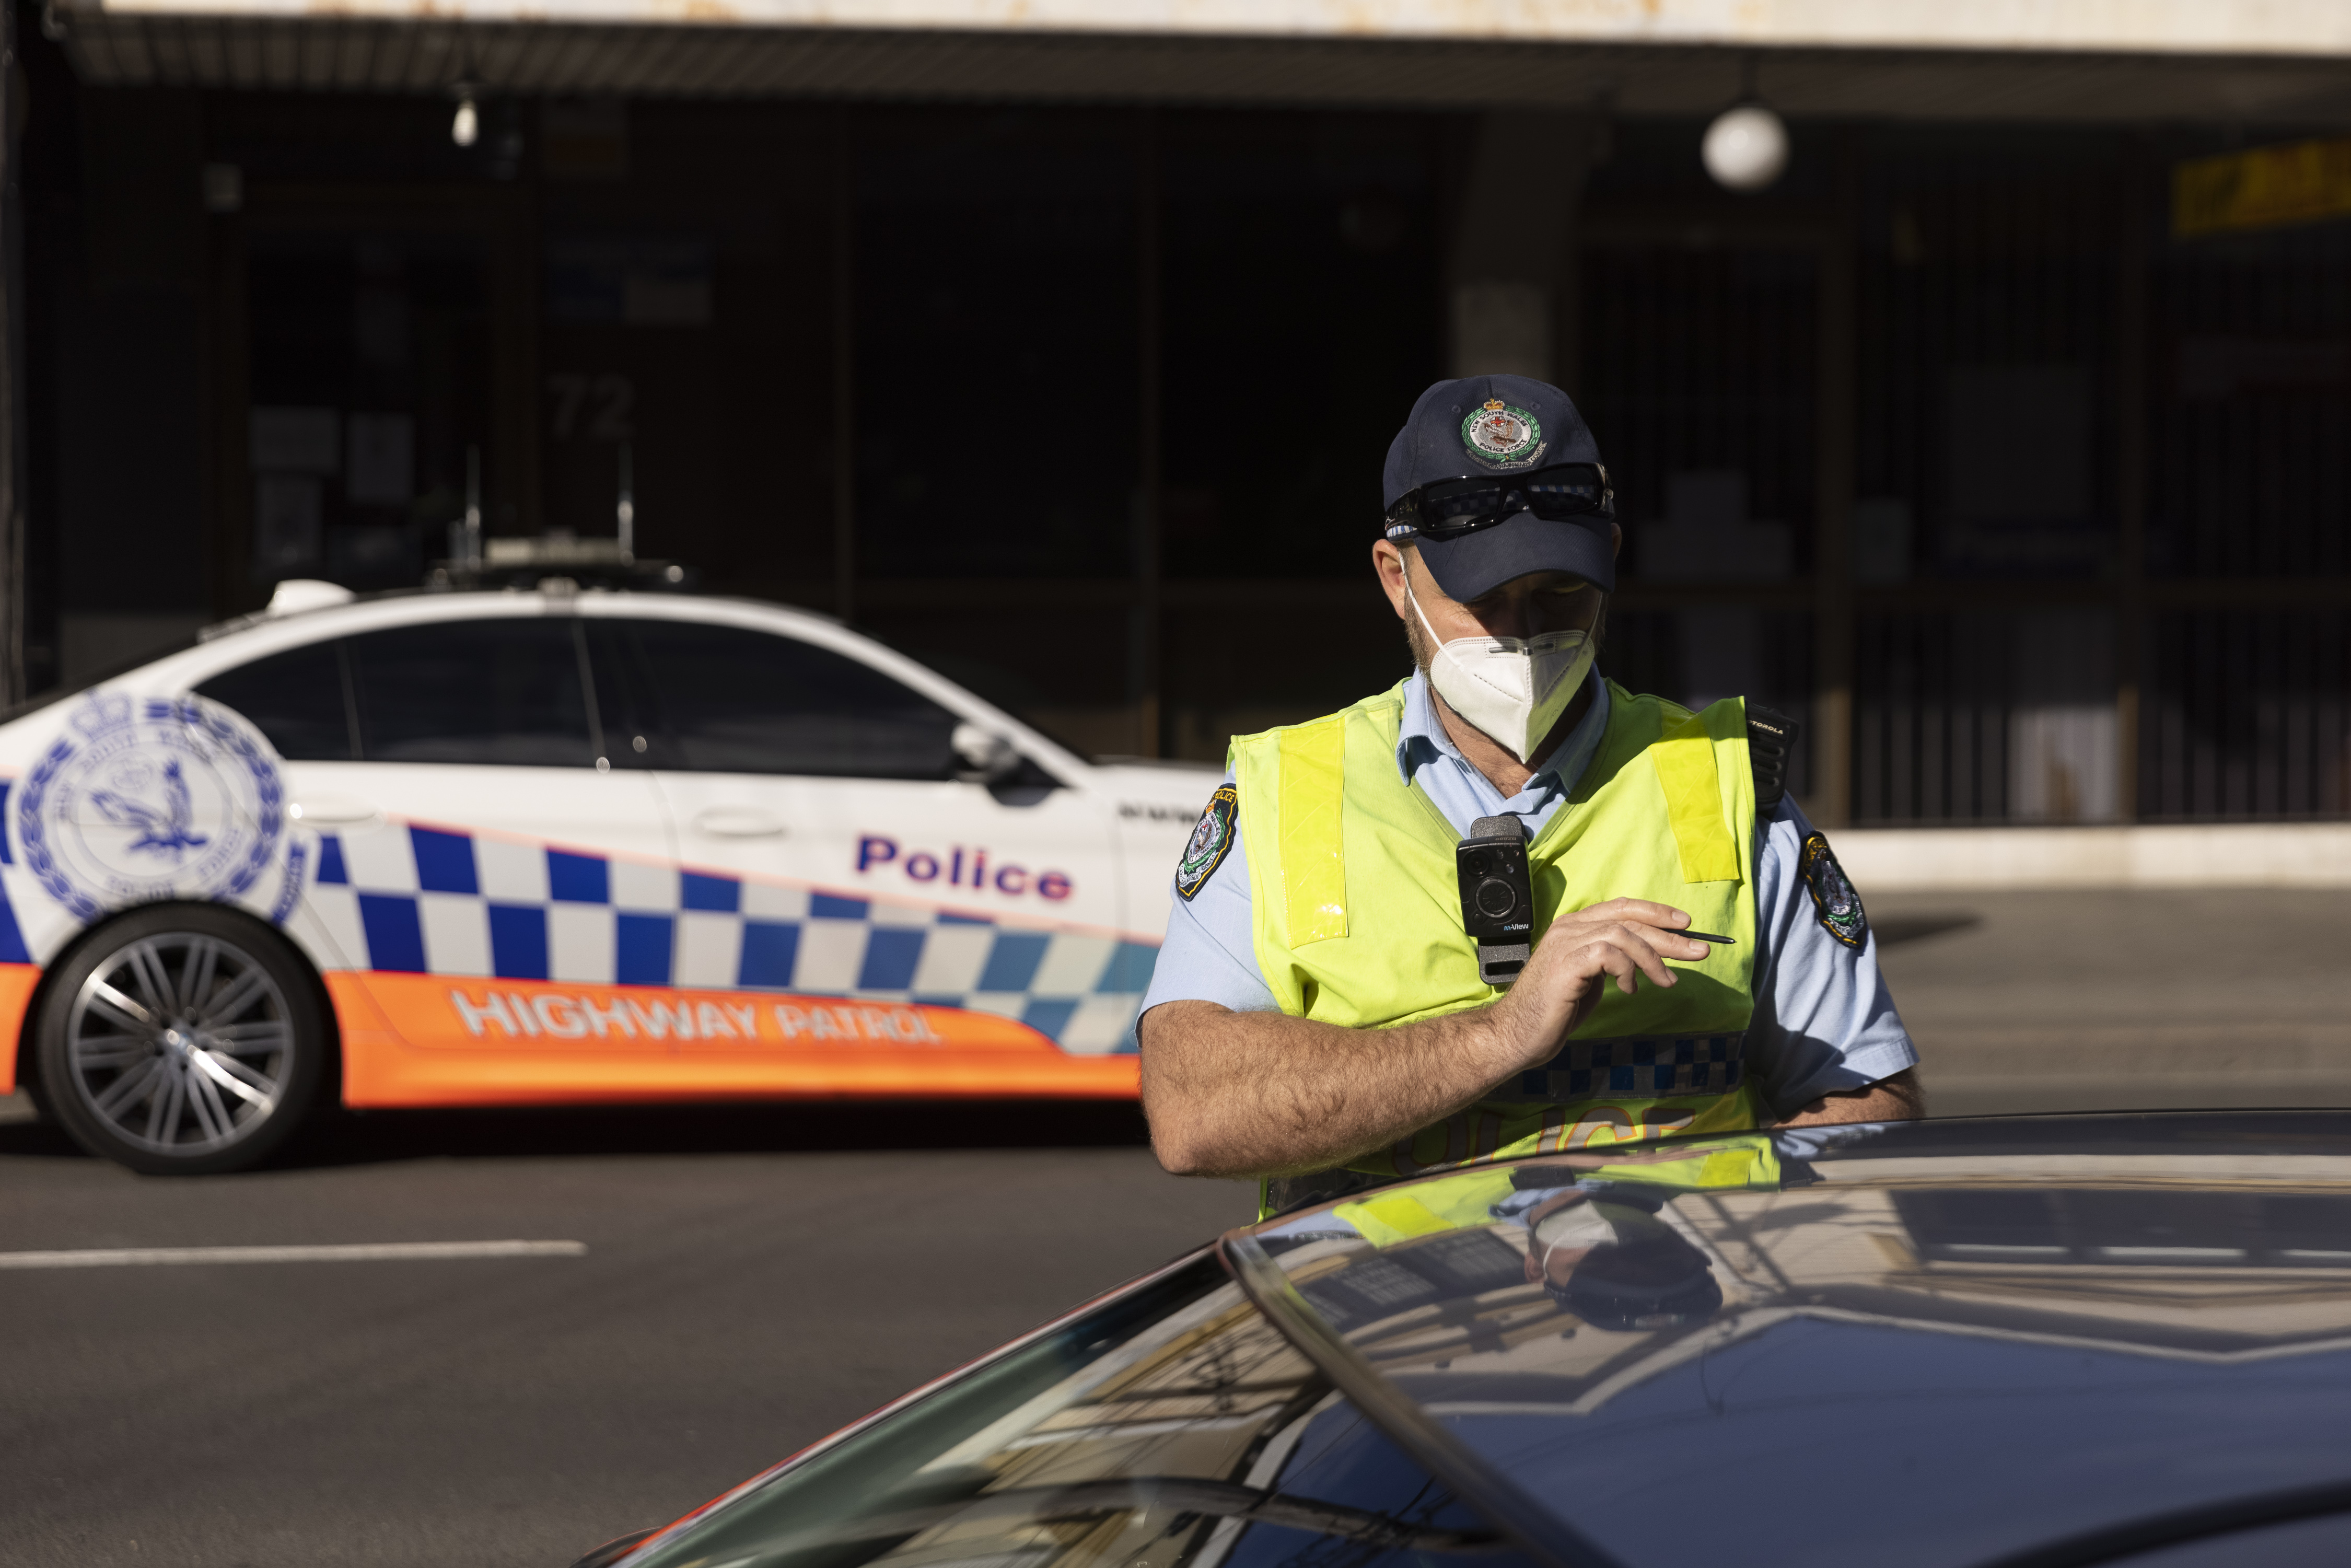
[1138,671,1917,1116]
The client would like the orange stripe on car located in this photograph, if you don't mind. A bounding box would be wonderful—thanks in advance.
[330,971,1139,1108]
[0,962,43,1094]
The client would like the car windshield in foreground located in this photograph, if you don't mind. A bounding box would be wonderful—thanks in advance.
[1245,1117,2351,1568]
[613,1117,2351,1568]
[622,1250,1543,1568]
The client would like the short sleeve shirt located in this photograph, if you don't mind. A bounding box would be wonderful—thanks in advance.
[1138,672,1917,1116]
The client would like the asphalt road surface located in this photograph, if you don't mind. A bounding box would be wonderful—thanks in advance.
[1869,887,2351,1114]
[0,1101,1253,1568]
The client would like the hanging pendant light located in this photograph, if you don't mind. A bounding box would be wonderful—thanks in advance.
[1702,57,1788,192]
[450,82,481,148]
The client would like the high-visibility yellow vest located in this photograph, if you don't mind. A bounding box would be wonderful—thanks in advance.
[1230,678,1763,1217]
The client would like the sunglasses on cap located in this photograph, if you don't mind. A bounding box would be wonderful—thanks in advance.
[1383,462,1614,542]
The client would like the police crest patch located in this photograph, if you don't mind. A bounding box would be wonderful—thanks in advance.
[1176,785,1238,902]
[1461,398,1545,469]
[1799,831,1868,950]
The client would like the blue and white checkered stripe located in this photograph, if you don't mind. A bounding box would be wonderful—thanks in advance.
[301,824,1158,1055]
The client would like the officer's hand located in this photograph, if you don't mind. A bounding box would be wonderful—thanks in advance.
[1489,898,1709,1068]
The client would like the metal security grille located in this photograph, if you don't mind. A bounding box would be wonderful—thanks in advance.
[1580,246,1818,543]
[1854,613,2017,822]
[1855,606,2133,825]
[1858,149,2119,574]
[1844,148,2122,822]
[2143,612,2351,819]
[2150,223,2351,579]
[1581,242,1819,800]
[2142,207,2351,818]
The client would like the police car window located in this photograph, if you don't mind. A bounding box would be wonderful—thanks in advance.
[194,640,358,762]
[614,620,959,781]
[347,619,597,767]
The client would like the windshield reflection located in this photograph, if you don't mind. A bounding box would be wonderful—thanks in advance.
[1254,1128,2351,1568]
[625,1256,1536,1568]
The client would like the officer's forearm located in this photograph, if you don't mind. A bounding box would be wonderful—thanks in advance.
[1774,1067,1926,1128]
[1137,999,1523,1180]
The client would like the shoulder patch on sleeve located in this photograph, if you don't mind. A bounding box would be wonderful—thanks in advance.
[1176,785,1239,902]
[1798,831,1868,949]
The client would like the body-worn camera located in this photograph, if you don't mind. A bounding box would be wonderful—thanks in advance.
[1457,815,1534,988]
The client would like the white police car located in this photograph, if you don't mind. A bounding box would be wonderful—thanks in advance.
[0,574,1218,1174]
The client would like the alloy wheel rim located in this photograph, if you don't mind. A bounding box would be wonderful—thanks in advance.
[66,933,294,1155]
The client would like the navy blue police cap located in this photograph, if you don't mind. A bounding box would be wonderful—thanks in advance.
[1382,374,1614,601]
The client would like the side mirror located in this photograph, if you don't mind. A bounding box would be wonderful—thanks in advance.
[951,721,1021,785]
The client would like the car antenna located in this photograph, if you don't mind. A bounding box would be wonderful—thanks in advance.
[426,438,692,592]
[616,442,634,563]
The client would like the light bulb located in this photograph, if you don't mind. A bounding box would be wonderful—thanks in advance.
[451,98,478,148]
[1702,104,1788,192]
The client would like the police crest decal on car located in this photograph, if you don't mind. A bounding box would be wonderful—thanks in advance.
[17,692,288,921]
[1175,786,1238,902]
[1799,831,1867,949]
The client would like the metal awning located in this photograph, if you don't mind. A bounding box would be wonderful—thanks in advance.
[50,0,2351,118]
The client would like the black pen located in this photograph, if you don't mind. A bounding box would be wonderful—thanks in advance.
[1675,930,1737,945]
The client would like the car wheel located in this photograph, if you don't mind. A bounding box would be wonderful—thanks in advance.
[34,904,328,1175]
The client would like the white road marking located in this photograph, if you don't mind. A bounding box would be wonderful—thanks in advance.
[0,1240,588,1269]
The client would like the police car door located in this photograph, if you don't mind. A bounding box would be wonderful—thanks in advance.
[193,603,678,1071]
[585,610,1136,1070]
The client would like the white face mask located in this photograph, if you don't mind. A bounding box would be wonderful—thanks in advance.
[1406,574,1597,763]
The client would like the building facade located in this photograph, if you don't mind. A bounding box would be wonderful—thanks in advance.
[18,1,2351,824]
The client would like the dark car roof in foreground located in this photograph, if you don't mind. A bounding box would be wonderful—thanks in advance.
[1240,1111,2351,1568]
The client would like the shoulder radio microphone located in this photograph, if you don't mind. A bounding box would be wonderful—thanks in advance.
[1457,815,1534,989]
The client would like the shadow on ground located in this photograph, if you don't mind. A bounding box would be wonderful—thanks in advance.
[1875,887,2351,1118]
[0,1096,1156,1170]
[1874,911,1983,946]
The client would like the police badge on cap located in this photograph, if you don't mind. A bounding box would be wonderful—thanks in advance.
[1461,399,1546,469]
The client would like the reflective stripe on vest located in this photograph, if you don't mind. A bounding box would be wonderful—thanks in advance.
[1231,679,1763,1216]
[1277,717,1349,945]
[1493,1033,1749,1104]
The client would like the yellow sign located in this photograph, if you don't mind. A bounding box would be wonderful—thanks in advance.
[2174,137,2351,238]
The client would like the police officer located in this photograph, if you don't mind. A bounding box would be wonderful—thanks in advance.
[1136,375,1922,1215]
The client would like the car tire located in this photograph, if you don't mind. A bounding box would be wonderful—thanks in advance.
[34,904,329,1175]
